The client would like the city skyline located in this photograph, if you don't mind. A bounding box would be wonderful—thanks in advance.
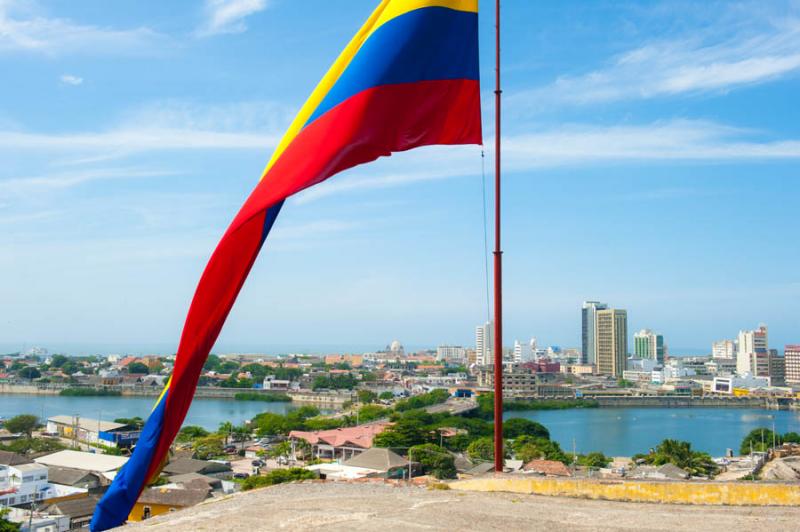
[2,0,799,353]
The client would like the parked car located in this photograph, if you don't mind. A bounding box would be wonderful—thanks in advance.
[233,472,249,479]
[251,459,265,467]
[223,445,236,453]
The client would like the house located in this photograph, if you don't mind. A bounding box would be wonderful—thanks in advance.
[46,466,107,491]
[35,450,128,481]
[41,495,100,530]
[289,422,391,460]
[306,448,409,480]
[164,473,223,492]
[522,459,572,477]
[46,416,141,448]
[0,462,54,507]
[162,458,232,478]
[128,486,211,522]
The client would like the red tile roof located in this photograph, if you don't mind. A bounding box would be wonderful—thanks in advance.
[522,459,571,477]
[289,422,391,449]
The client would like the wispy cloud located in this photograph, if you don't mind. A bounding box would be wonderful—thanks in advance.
[0,100,286,159]
[509,9,800,110]
[0,0,164,55]
[197,0,268,37]
[0,167,176,196]
[297,119,800,203]
[59,74,82,86]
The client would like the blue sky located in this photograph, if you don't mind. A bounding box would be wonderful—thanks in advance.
[1,0,798,355]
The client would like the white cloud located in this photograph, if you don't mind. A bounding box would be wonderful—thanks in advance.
[296,119,800,203]
[509,13,800,110]
[0,167,176,196]
[197,0,268,37]
[0,0,164,55]
[59,74,82,85]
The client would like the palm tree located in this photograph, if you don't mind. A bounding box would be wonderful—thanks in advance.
[218,421,234,446]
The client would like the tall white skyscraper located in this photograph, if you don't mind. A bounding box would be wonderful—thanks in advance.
[712,339,736,359]
[737,324,768,375]
[475,321,493,366]
[513,339,535,363]
[582,301,607,365]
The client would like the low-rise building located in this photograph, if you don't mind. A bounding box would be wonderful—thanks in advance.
[0,462,53,507]
[34,450,128,482]
[128,486,211,522]
[46,416,140,448]
[289,422,391,460]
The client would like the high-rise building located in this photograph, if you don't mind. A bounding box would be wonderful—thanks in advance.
[513,339,536,364]
[634,329,665,363]
[596,308,627,377]
[436,345,466,363]
[785,345,800,385]
[737,324,768,375]
[712,339,736,359]
[582,301,607,365]
[475,321,493,366]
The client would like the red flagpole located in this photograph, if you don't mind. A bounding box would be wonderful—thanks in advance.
[493,0,504,473]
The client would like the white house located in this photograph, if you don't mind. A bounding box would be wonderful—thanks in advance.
[0,463,53,507]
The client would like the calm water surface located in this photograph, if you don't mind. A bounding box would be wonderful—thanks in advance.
[506,408,800,456]
[0,394,296,430]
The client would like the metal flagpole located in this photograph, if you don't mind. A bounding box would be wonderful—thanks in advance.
[493,0,504,473]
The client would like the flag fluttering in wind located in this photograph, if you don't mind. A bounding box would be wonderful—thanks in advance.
[90,1,481,529]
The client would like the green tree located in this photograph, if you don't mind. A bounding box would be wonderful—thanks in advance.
[192,434,225,460]
[502,418,550,440]
[240,468,315,490]
[177,425,209,442]
[17,367,41,379]
[357,390,378,404]
[782,432,800,444]
[218,421,234,445]
[5,414,39,438]
[253,413,288,436]
[373,417,431,449]
[0,506,21,532]
[219,360,240,374]
[577,452,612,468]
[514,437,569,464]
[409,444,456,479]
[203,354,222,372]
[356,404,389,423]
[637,439,718,477]
[114,417,144,429]
[241,363,268,379]
[127,362,149,374]
[50,354,69,368]
[379,391,394,401]
[269,441,292,460]
[740,428,781,454]
[60,361,80,375]
[466,436,502,462]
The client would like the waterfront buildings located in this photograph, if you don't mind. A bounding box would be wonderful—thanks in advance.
[712,339,736,359]
[786,345,800,385]
[737,324,768,375]
[596,308,628,377]
[634,329,666,363]
[289,422,391,460]
[581,301,607,365]
[475,321,493,366]
[46,416,141,449]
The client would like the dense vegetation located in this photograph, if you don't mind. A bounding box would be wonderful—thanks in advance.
[233,392,292,402]
[0,414,65,455]
[60,387,121,397]
[409,444,457,479]
[634,439,718,477]
[240,467,316,490]
[739,428,800,454]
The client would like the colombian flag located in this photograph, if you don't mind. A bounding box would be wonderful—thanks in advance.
[90,1,481,529]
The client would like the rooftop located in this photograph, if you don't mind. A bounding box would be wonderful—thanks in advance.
[34,450,128,472]
[48,415,127,433]
[289,422,391,449]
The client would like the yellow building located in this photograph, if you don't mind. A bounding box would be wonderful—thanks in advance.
[128,487,210,522]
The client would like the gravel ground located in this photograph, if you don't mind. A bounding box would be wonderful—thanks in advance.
[120,481,800,532]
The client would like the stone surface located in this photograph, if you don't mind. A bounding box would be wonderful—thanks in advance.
[120,480,800,531]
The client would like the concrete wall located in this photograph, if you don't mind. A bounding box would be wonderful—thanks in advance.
[451,476,800,506]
